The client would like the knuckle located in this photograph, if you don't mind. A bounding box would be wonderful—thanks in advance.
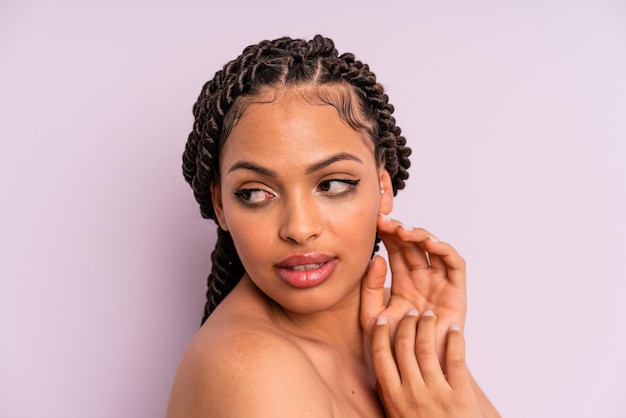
[370,348,388,369]
[394,333,414,353]
[406,396,421,411]
[415,340,432,358]
[371,344,385,358]
[447,351,465,368]
[371,339,389,361]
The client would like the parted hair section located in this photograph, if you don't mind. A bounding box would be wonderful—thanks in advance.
[182,35,412,324]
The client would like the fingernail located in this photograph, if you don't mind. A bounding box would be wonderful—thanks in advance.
[378,213,390,221]
[428,236,440,243]
[376,315,388,325]
[422,310,435,317]
[450,324,461,332]
[399,223,415,231]
[406,309,419,317]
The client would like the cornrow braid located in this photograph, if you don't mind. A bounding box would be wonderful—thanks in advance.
[183,35,412,324]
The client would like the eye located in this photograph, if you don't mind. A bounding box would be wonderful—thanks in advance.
[317,179,360,197]
[233,188,274,205]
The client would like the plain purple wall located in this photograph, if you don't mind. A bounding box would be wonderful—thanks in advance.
[1,0,625,417]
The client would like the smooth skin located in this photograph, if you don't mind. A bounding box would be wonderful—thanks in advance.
[372,311,481,418]
[167,88,498,417]
[168,91,394,417]
[362,214,500,417]
[361,215,467,366]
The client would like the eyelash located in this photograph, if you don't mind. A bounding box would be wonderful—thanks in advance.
[233,179,361,206]
[233,189,273,206]
[318,179,360,197]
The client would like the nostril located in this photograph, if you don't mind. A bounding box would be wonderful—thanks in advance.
[279,215,321,244]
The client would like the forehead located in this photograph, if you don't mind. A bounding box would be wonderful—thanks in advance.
[220,94,376,172]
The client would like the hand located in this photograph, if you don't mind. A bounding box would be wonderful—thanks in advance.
[361,214,467,365]
[371,310,481,418]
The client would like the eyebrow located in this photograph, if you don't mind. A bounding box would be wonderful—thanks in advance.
[227,152,364,176]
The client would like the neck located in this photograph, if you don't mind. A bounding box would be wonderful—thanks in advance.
[244,275,368,360]
[281,297,366,358]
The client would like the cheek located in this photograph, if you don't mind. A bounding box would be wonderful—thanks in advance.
[324,195,379,244]
[222,206,270,264]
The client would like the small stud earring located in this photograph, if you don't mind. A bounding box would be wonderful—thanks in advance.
[380,189,385,194]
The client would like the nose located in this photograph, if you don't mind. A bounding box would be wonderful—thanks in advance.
[279,195,321,244]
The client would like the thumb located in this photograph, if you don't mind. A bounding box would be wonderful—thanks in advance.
[360,255,387,337]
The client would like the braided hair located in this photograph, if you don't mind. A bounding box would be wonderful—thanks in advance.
[182,35,412,324]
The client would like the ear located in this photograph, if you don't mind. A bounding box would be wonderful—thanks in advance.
[378,168,393,215]
[210,181,229,231]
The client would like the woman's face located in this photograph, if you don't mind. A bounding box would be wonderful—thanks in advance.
[212,90,393,314]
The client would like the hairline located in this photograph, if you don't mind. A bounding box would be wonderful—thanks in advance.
[216,82,382,179]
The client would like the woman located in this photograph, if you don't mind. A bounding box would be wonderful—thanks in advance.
[167,35,499,417]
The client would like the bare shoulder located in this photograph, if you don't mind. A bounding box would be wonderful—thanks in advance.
[166,314,334,418]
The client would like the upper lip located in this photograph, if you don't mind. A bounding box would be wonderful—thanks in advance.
[275,253,335,269]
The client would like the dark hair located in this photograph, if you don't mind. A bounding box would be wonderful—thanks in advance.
[182,35,411,324]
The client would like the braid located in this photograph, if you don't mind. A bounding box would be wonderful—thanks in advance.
[202,228,245,324]
[183,35,412,324]
[329,52,412,195]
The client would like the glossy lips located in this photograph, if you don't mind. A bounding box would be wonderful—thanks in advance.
[274,253,338,288]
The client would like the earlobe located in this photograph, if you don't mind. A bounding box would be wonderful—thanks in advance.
[378,169,393,215]
[210,182,229,231]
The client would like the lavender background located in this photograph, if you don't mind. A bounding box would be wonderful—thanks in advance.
[1,0,625,416]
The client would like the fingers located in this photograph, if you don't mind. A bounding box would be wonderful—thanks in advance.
[393,310,422,383]
[445,325,471,390]
[373,310,450,387]
[372,309,479,417]
[360,255,387,336]
[413,310,447,386]
[420,238,466,288]
[371,315,401,391]
[378,214,466,288]
[378,214,431,273]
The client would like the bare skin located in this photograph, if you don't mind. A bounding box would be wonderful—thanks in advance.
[166,89,499,417]
[167,275,386,417]
[168,91,392,417]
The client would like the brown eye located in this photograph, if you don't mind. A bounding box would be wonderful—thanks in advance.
[233,189,274,205]
[317,179,360,196]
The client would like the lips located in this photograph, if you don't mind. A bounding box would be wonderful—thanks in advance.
[274,253,338,288]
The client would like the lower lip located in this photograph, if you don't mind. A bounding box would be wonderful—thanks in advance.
[275,259,338,288]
